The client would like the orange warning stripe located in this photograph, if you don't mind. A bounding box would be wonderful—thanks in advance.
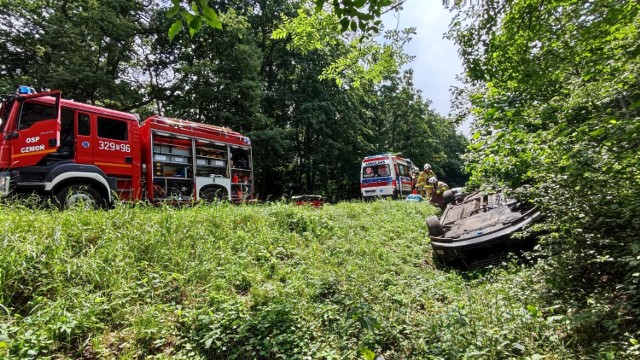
[12,149,57,158]
[95,162,132,168]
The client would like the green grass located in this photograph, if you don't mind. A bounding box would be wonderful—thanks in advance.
[0,200,610,359]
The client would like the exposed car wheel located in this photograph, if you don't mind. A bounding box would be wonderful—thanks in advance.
[55,184,105,210]
[201,187,227,203]
[443,190,455,205]
[426,215,444,237]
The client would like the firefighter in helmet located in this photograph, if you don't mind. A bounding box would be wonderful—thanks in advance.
[416,163,436,198]
[428,176,449,208]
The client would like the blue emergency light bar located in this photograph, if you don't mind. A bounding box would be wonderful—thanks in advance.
[17,86,36,95]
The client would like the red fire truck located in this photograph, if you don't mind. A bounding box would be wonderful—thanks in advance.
[0,89,253,208]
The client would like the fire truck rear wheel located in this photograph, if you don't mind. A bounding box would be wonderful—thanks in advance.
[55,184,105,210]
[201,187,227,203]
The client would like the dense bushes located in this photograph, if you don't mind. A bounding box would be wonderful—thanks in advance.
[448,0,640,355]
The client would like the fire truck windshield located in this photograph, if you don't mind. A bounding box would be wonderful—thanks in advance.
[0,97,10,132]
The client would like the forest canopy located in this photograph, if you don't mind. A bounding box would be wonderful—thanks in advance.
[0,0,468,199]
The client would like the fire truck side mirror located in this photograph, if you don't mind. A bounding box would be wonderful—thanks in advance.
[4,132,18,140]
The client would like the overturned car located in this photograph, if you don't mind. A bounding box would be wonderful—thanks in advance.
[426,189,541,269]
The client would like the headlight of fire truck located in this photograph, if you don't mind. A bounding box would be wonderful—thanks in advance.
[0,174,10,196]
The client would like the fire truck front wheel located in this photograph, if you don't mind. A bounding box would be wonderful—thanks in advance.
[55,184,105,210]
[201,187,227,203]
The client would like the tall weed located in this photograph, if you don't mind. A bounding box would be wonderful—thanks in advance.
[0,200,614,358]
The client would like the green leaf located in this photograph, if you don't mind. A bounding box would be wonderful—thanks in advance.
[526,305,539,317]
[353,0,367,8]
[340,18,350,32]
[0,334,8,348]
[182,11,195,25]
[168,19,183,42]
[271,28,287,40]
[590,128,605,137]
[189,16,202,32]
[201,5,222,29]
[167,4,180,18]
[360,348,376,360]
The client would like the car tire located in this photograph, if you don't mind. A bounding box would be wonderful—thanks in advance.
[443,190,455,205]
[55,184,105,210]
[426,215,444,237]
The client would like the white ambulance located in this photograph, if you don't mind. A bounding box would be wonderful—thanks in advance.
[360,154,415,199]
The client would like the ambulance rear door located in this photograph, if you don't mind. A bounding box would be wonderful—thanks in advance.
[361,157,394,197]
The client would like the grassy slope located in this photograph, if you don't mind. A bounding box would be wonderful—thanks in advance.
[1,201,568,359]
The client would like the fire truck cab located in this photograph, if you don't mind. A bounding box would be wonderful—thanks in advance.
[0,89,253,208]
[360,154,414,200]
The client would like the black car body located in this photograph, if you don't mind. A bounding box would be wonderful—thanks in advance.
[426,190,541,268]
